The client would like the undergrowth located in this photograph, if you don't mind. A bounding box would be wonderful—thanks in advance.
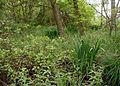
[0,24,120,86]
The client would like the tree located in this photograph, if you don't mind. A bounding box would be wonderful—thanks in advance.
[110,0,116,35]
[89,0,120,35]
[72,0,85,35]
[49,0,65,36]
[101,0,104,28]
[73,0,79,15]
[1,0,94,36]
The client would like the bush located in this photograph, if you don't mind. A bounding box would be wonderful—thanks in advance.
[89,25,101,30]
[43,26,59,39]
[66,24,78,33]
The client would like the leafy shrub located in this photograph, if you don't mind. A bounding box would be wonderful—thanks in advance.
[66,24,78,33]
[43,26,59,39]
[89,25,101,30]
[0,22,31,39]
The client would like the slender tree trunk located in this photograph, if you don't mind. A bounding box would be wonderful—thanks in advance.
[73,0,84,35]
[105,0,109,28]
[49,0,65,36]
[110,0,116,35]
[101,0,103,28]
[73,0,79,15]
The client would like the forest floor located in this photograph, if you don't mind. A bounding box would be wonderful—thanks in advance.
[0,26,120,86]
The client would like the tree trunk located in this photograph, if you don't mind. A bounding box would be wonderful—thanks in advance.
[110,0,116,35]
[101,0,104,28]
[73,0,79,16]
[73,0,84,35]
[105,0,109,28]
[49,0,65,36]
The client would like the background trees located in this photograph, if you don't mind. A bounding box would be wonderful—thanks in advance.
[1,0,120,35]
[89,0,120,35]
[0,0,94,36]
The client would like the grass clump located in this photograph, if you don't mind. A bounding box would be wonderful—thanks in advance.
[74,40,100,79]
[102,57,120,86]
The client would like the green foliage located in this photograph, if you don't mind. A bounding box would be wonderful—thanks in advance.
[74,40,100,75]
[0,0,6,18]
[66,24,78,33]
[0,0,120,85]
[42,26,59,39]
[78,0,95,24]
[89,25,101,30]
[0,22,30,36]
[0,31,75,85]
[80,65,103,86]
[102,57,120,86]
[69,0,95,27]
[1,23,120,85]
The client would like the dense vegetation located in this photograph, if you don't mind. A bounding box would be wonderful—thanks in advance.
[0,0,120,86]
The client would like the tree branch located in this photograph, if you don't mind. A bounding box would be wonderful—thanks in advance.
[103,1,110,19]
[115,0,120,17]
[88,3,107,19]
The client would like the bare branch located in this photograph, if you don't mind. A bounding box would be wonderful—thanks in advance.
[115,0,120,17]
[88,3,107,19]
[103,1,110,19]
[116,0,120,8]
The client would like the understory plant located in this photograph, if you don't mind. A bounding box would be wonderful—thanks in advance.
[43,26,59,39]
[74,40,100,78]
[102,56,120,86]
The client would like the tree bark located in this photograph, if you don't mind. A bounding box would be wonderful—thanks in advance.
[49,0,65,36]
[73,0,84,35]
[101,0,104,29]
[73,0,79,16]
[110,0,116,35]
